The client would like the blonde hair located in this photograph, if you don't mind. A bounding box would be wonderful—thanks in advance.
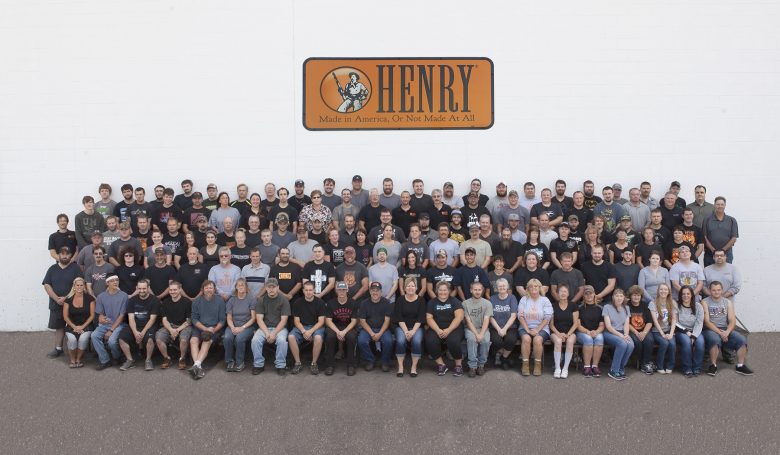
[66,277,86,299]
[654,283,675,322]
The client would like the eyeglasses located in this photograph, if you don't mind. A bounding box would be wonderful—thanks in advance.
[93,253,103,256]
[219,254,231,258]
[124,254,134,257]
[311,196,321,199]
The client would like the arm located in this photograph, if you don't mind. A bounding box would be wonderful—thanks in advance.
[596,278,616,303]
[446,308,465,333]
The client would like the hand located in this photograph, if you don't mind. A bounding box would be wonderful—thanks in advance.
[405,331,413,342]
[303,330,312,341]
[437,329,447,339]
[103,330,112,340]
[267,330,277,343]
[528,329,537,337]
[637,332,645,342]
[56,296,66,306]
[476,333,484,343]
[623,335,631,342]
[134,332,143,344]
[171,330,179,341]
[371,333,381,342]
[231,327,240,335]
[665,333,673,341]
[337,330,345,342]
[589,330,597,338]
[720,330,729,342]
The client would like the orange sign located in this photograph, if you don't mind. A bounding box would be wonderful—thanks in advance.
[303,58,494,130]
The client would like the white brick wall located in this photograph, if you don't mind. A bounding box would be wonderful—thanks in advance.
[1,0,777,330]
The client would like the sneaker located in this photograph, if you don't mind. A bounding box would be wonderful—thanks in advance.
[494,352,502,367]
[437,364,448,376]
[178,358,187,370]
[291,363,303,375]
[554,368,561,379]
[234,362,245,372]
[642,363,654,375]
[608,370,623,380]
[582,366,593,378]
[120,360,135,371]
[189,365,198,378]
[476,365,485,376]
[735,365,754,376]
[657,368,669,375]
[252,366,264,375]
[364,363,375,372]
[47,348,63,359]
[160,357,171,369]
[325,366,335,376]
[533,359,542,376]
[453,365,464,377]
[468,368,476,378]
[707,364,718,376]
[96,362,112,371]
[381,364,391,373]
[310,363,319,375]
[144,360,153,371]
[347,365,356,376]
[693,369,701,377]
[684,371,693,378]
[561,369,569,379]
[276,367,286,376]
[591,366,601,377]
[226,361,235,372]
[521,360,530,376]
[196,366,206,380]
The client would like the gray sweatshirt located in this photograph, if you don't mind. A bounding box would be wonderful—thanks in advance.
[676,302,704,337]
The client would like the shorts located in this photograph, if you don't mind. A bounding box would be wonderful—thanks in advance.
[155,325,192,344]
[118,325,157,346]
[703,329,747,352]
[48,309,65,330]
[576,331,604,346]
[290,325,325,345]
[518,328,550,342]
[191,327,224,343]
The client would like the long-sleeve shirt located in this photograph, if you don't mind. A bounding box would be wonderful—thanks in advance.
[676,302,704,337]
[518,295,553,333]
[191,295,226,327]
[638,266,670,303]
[704,264,742,302]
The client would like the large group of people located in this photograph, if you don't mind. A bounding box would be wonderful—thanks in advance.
[43,176,753,380]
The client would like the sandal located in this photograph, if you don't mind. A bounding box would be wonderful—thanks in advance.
[76,362,84,368]
[69,362,77,368]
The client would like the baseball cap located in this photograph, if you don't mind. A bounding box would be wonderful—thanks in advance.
[275,213,289,224]
[91,230,103,237]
[620,214,632,221]
[464,247,476,255]
[265,278,279,287]
[558,222,570,229]
[106,274,119,282]
[567,214,579,222]
[451,209,462,216]
[207,183,217,190]
[670,181,681,188]
[352,175,362,182]
[336,281,348,290]
[418,212,430,220]
[508,213,520,221]
[496,180,507,186]
[508,190,519,197]
[583,285,595,294]
[612,183,622,191]
[58,246,71,254]
[468,191,479,198]
[443,182,454,189]
[196,214,207,222]
[294,179,304,187]
[192,191,203,199]
[369,281,382,290]
[377,247,388,255]
[296,225,307,233]
[344,245,355,253]
[468,223,479,231]
[436,249,448,258]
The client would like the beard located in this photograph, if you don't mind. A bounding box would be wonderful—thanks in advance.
[500,239,512,250]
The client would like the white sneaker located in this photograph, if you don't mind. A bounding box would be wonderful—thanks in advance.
[553,368,561,378]
[658,369,669,375]
[561,369,569,378]
[665,369,673,374]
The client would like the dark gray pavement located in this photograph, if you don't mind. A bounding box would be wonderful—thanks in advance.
[2,332,778,454]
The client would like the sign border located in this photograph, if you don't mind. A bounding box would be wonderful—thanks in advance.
[302,57,494,131]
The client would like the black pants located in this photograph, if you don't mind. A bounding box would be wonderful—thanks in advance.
[324,327,357,367]
[425,326,464,360]
[489,327,518,353]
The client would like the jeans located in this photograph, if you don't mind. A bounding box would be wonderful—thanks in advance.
[603,332,635,374]
[464,329,491,369]
[357,328,393,365]
[675,332,705,373]
[575,332,604,346]
[652,331,676,370]
[630,332,655,366]
[324,327,357,367]
[224,326,255,365]
[702,329,747,351]
[251,327,289,369]
[91,323,127,365]
[394,327,424,357]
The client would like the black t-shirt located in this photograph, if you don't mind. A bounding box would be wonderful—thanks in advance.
[530,202,564,222]
[398,265,426,295]
[113,200,133,223]
[191,230,208,249]
[177,262,208,298]
[410,194,435,216]
[368,224,407,245]
[230,200,251,218]
[635,242,664,267]
[357,297,393,328]
[291,296,326,326]
[523,242,550,266]
[391,206,419,237]
[324,241,348,266]
[182,207,212,229]
[269,262,303,295]
[290,195,313,213]
[578,303,603,330]
[200,246,220,270]
[427,266,457,288]
[216,232,236,249]
[514,267,550,290]
[326,298,358,329]
[394,295,427,327]
[133,230,153,253]
[64,294,95,328]
[245,231,262,248]
[608,243,634,263]
[553,196,574,212]
[358,204,386,234]
[127,294,160,329]
[302,261,336,297]
[660,204,684,230]
[309,230,327,246]
[583,195,602,211]
[565,206,593,225]
[268,204,299,225]
[160,296,192,326]
[681,224,703,249]
[163,232,186,258]
[146,264,177,296]
[493,240,524,270]
[461,193,490,207]
[613,262,641,292]
[173,194,193,211]
[116,263,144,295]
[628,302,652,332]
[127,202,153,232]
[354,244,372,267]
[663,240,696,266]
[150,204,182,231]
[460,205,490,229]
[230,245,252,269]
[426,297,463,328]
[48,230,78,254]
[580,261,616,295]
[429,203,452,230]
[652,225,671,246]
[240,209,270,231]
[550,237,579,259]
[552,302,578,333]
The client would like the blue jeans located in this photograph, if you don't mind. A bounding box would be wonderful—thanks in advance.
[603,332,634,373]
[394,327,423,357]
[703,329,746,352]
[91,323,127,364]
[358,328,393,365]
[251,327,289,369]
[675,332,705,373]
[575,332,604,346]
[464,329,491,369]
[224,326,255,364]
[652,331,676,370]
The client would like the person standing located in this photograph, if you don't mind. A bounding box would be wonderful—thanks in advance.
[702,196,739,266]
[42,246,83,358]
[462,282,493,378]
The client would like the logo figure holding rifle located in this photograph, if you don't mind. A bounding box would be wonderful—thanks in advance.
[333,71,369,113]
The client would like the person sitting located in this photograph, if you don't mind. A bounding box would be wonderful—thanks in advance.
[675,285,705,377]
[425,281,466,377]
[223,278,257,372]
[154,281,192,370]
[357,282,394,372]
[549,284,579,378]
[287,281,326,375]
[251,278,291,376]
[92,274,128,370]
[518,278,553,376]
[649,283,677,374]
[117,279,160,371]
[393,278,426,377]
[63,277,95,368]
[189,280,226,380]
[627,285,655,375]
[489,278,518,370]
[575,286,605,378]
[323,282,359,376]
[601,289,634,380]
[702,281,754,376]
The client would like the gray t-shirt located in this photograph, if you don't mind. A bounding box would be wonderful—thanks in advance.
[550,268,585,299]
[703,296,729,329]
[368,263,399,302]
[287,239,318,264]
[257,294,291,328]
[379,193,401,211]
[321,193,342,211]
[462,297,493,330]
[272,230,296,248]
[241,263,271,298]
[258,243,280,266]
[95,289,128,325]
[226,295,257,326]
[459,239,492,266]
[704,264,741,303]
[703,215,739,250]
[669,261,705,299]
[95,200,117,220]
[638,266,670,303]
[373,241,402,267]
[649,300,678,333]
[85,262,115,297]
[332,204,359,230]
[102,229,121,249]
[602,303,630,332]
[350,189,370,212]
[336,261,369,298]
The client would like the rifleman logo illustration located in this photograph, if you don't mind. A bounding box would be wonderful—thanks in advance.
[304,57,494,130]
